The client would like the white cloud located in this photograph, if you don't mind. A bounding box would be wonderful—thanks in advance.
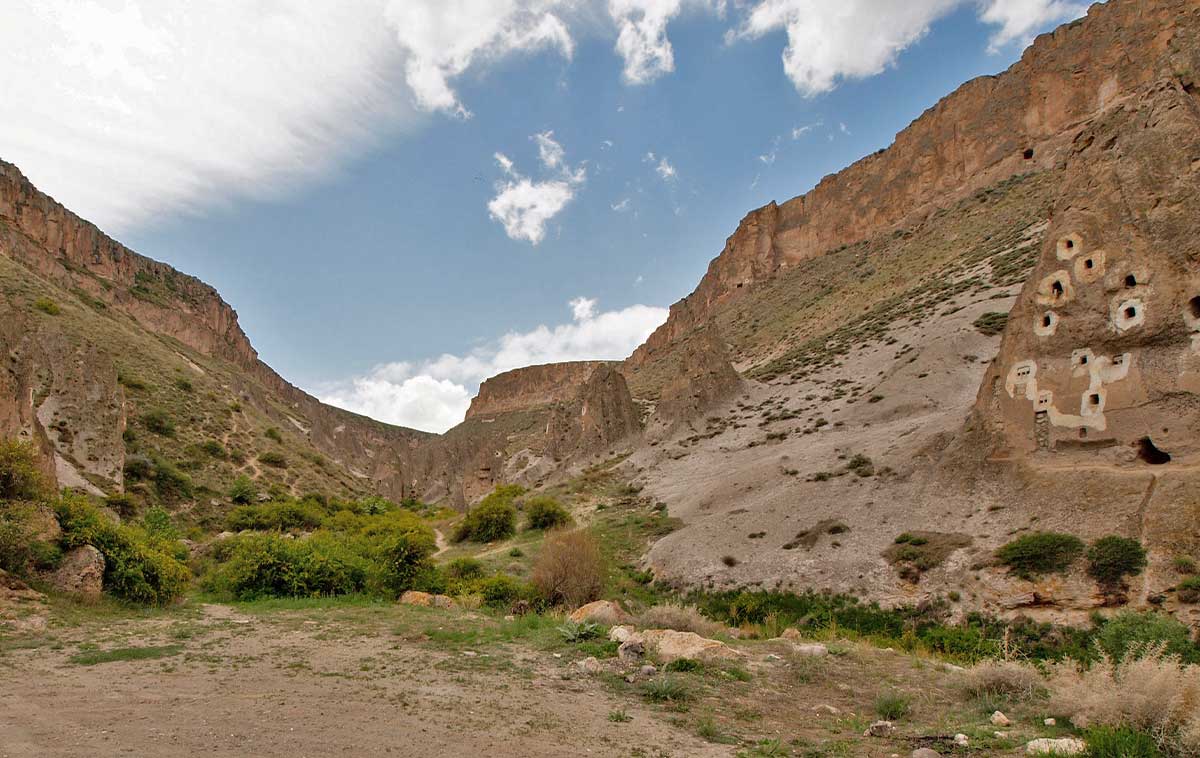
[979,0,1087,52]
[317,298,668,431]
[610,0,684,84]
[791,121,821,139]
[0,0,415,233]
[644,152,677,180]
[729,0,961,97]
[488,132,586,244]
[383,0,575,117]
[611,197,632,212]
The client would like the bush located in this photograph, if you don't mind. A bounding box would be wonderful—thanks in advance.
[374,530,436,597]
[33,297,61,315]
[972,311,1008,335]
[1087,536,1147,587]
[454,490,517,543]
[634,604,725,637]
[226,500,325,532]
[123,455,155,482]
[996,532,1084,579]
[264,427,283,443]
[476,574,531,607]
[152,458,193,502]
[0,440,49,501]
[962,660,1046,703]
[228,475,257,505]
[105,493,139,519]
[524,495,571,531]
[1177,577,1200,604]
[444,557,485,580]
[0,501,48,574]
[1047,644,1200,755]
[874,691,911,720]
[205,533,368,600]
[54,495,190,605]
[1094,611,1198,664]
[258,451,288,469]
[141,409,175,437]
[531,528,604,607]
[197,440,225,459]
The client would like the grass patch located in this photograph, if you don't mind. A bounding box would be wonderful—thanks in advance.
[69,644,182,665]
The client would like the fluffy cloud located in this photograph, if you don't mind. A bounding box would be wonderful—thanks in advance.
[488,131,586,244]
[384,0,575,117]
[610,0,684,84]
[317,298,668,432]
[644,152,677,180]
[979,0,1088,51]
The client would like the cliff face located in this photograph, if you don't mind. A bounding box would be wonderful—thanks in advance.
[628,0,1198,377]
[466,362,616,419]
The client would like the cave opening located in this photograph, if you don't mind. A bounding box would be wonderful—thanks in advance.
[1125,306,1138,319]
[1085,258,1094,269]
[1023,148,1035,160]
[1125,274,1137,288]
[1042,314,1053,327]
[1089,393,1101,406]
[1137,437,1171,465]
[1189,296,1200,320]
[1052,280,1064,297]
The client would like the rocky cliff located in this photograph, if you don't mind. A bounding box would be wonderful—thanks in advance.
[466,362,616,419]
[628,0,1198,381]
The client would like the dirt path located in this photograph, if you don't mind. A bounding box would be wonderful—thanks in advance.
[433,528,450,558]
[0,604,728,758]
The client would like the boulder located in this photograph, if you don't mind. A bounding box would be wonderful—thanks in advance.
[864,721,894,737]
[575,656,604,674]
[912,749,942,758]
[639,629,740,664]
[399,590,456,608]
[638,664,657,677]
[568,600,630,625]
[953,734,969,748]
[793,643,829,657]
[1026,738,1086,756]
[609,624,637,643]
[49,545,104,598]
[780,627,803,642]
[991,711,1012,727]
[617,639,645,662]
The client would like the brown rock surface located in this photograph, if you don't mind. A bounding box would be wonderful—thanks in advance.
[49,545,105,598]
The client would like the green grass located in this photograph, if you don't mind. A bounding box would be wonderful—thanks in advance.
[641,675,692,703]
[69,644,182,665]
[874,691,912,720]
[1083,726,1162,758]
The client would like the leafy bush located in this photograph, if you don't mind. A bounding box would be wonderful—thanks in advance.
[205,533,369,600]
[874,691,911,720]
[996,532,1084,579]
[173,377,193,392]
[197,440,225,459]
[228,475,257,505]
[105,493,139,519]
[444,557,485,580]
[54,495,190,605]
[1177,577,1200,604]
[0,501,51,574]
[226,500,325,532]
[524,495,571,531]
[1087,536,1147,587]
[123,455,155,482]
[0,439,48,501]
[33,297,60,315]
[476,574,531,607]
[264,427,283,443]
[641,676,691,703]
[531,528,604,607]
[152,458,193,502]
[558,620,602,642]
[1094,611,1198,663]
[454,488,517,543]
[141,409,175,437]
[257,451,288,469]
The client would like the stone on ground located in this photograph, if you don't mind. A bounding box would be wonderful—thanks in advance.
[568,600,630,625]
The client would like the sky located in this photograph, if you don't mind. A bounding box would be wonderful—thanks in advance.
[0,0,1092,433]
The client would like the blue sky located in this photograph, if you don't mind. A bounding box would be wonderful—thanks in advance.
[1,0,1091,431]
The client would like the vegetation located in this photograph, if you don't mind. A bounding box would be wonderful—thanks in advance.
[257,451,288,469]
[874,691,911,720]
[33,296,61,315]
[0,439,49,500]
[1094,611,1198,663]
[531,528,604,608]
[1086,535,1147,588]
[140,409,176,437]
[524,495,571,531]
[1177,576,1200,604]
[453,485,520,543]
[972,311,1009,335]
[228,475,257,505]
[996,532,1084,579]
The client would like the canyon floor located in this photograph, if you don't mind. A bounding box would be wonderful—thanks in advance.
[0,597,1076,758]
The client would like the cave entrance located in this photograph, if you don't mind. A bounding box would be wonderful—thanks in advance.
[1125,274,1137,288]
[1124,305,1138,319]
[1137,437,1171,465]
[1023,148,1035,160]
[1052,280,1064,297]
[1084,258,1094,270]
[1042,314,1053,327]
[1189,296,1200,320]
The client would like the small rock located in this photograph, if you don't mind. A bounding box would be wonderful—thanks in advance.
[813,704,841,715]
[780,628,803,642]
[608,624,637,643]
[1026,738,1085,755]
[991,711,1012,727]
[575,656,603,674]
[624,673,637,683]
[1043,718,1056,727]
[864,721,894,737]
[911,749,942,758]
[617,639,645,662]
[765,653,783,661]
[793,643,829,657]
[639,628,740,664]
[569,600,630,625]
[994,732,1009,739]
[639,664,657,677]
[462,651,476,658]
[953,734,969,747]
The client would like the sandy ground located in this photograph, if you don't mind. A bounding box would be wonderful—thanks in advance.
[0,604,727,758]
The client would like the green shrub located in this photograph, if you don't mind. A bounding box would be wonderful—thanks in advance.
[1082,726,1162,758]
[996,532,1084,579]
[173,377,193,392]
[141,409,175,437]
[205,533,369,600]
[123,455,154,482]
[54,495,190,605]
[1086,536,1147,587]
[0,439,48,501]
[197,440,225,459]
[477,574,531,607]
[264,427,283,443]
[356,495,394,515]
[454,490,517,543]
[152,458,193,502]
[33,297,60,315]
[1173,556,1198,575]
[641,676,691,703]
[1177,577,1200,604]
[258,451,288,469]
[972,311,1008,335]
[444,557,485,580]
[524,495,571,531]
[104,494,139,519]
[374,530,435,597]
[226,500,325,532]
[558,620,603,642]
[874,691,912,720]
[228,475,257,505]
[0,501,47,574]
[1095,611,1198,663]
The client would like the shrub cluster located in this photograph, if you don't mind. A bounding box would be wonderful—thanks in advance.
[454,485,522,543]
[524,495,571,531]
[0,440,49,500]
[1086,535,1147,587]
[531,528,604,607]
[995,532,1084,579]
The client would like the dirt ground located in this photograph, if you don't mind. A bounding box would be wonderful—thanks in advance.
[0,598,1059,758]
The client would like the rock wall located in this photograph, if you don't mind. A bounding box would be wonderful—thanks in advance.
[628,0,1198,372]
[466,362,616,419]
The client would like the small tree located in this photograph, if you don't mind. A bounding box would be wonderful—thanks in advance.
[532,528,604,608]
[1087,536,1147,588]
[0,439,48,501]
[454,485,519,542]
[996,532,1084,580]
[524,496,571,531]
[229,475,257,505]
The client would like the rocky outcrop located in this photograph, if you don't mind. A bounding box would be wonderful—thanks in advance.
[641,325,741,424]
[49,545,105,598]
[629,0,1199,373]
[466,362,615,418]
